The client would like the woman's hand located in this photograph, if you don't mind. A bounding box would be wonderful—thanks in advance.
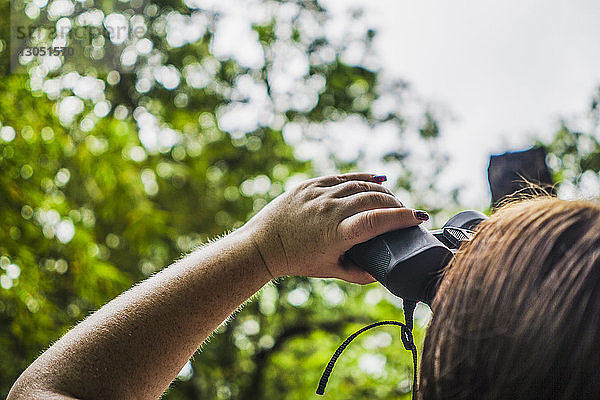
[242,172,428,283]
[7,172,428,400]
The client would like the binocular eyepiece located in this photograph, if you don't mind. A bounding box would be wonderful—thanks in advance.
[346,210,488,305]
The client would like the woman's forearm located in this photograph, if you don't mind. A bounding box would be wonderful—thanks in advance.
[8,173,425,400]
[8,227,271,400]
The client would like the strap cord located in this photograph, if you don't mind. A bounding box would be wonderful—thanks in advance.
[316,300,419,398]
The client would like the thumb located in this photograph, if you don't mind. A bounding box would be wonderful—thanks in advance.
[338,208,429,245]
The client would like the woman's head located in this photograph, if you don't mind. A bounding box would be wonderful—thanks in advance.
[420,197,600,399]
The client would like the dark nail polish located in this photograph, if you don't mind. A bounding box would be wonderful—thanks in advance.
[373,175,387,183]
[414,210,429,221]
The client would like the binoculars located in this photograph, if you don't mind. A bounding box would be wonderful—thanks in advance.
[346,210,488,305]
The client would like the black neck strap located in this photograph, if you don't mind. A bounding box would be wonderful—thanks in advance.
[316,300,419,398]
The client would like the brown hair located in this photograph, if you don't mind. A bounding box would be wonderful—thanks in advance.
[419,197,600,399]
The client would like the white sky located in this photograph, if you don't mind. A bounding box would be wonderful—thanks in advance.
[326,0,600,207]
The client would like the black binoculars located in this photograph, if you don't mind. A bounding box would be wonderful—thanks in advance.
[346,210,488,305]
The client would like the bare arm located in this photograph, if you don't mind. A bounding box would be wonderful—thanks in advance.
[8,173,426,400]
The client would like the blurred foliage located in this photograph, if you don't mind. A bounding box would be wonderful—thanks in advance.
[543,87,600,198]
[0,0,450,398]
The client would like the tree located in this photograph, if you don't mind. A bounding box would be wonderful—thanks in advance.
[543,87,600,199]
[0,0,449,398]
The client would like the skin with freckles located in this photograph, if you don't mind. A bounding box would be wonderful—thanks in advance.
[7,173,425,400]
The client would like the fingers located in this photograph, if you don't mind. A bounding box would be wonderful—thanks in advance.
[338,257,378,284]
[339,191,403,218]
[330,180,395,198]
[314,173,386,187]
[338,269,377,285]
[337,207,429,245]
[323,263,377,284]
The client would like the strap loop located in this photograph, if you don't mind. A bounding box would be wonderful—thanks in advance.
[316,319,418,398]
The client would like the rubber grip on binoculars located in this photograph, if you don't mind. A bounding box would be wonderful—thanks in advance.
[346,225,452,304]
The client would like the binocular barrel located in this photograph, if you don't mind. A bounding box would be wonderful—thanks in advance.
[346,210,487,305]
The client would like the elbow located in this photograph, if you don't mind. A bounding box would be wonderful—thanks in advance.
[8,372,79,400]
[7,372,35,400]
[8,377,43,400]
[7,380,36,400]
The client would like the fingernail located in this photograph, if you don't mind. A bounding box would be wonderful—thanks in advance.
[414,210,429,221]
[373,175,387,183]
